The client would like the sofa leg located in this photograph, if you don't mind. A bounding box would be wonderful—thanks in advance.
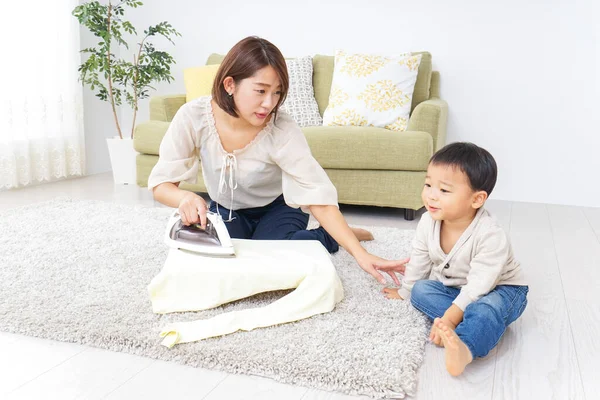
[404,208,416,221]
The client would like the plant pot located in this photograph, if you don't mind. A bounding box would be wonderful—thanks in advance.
[106,137,138,185]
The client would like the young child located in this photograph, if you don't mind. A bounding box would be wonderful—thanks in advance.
[377,142,528,376]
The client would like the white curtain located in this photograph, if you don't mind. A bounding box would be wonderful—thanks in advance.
[0,0,85,190]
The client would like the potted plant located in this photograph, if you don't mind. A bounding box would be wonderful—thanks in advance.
[73,0,180,184]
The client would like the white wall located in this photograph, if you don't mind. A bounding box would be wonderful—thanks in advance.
[87,0,600,207]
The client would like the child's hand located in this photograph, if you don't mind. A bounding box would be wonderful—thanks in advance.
[382,287,404,300]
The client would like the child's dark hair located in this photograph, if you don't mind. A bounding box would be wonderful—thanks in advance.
[430,142,497,195]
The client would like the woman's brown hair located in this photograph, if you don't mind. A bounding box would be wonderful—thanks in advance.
[212,36,289,118]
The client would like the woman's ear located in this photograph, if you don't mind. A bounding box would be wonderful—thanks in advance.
[472,190,488,209]
[223,77,235,95]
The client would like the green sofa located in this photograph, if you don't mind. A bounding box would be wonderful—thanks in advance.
[133,52,448,220]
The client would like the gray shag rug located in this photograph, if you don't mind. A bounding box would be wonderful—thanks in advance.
[0,198,427,399]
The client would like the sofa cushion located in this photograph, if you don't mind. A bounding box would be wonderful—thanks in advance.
[279,56,322,127]
[133,121,170,155]
[322,51,422,132]
[312,52,432,116]
[302,126,432,171]
[184,64,220,102]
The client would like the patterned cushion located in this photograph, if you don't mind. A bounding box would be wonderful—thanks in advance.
[280,57,322,127]
[322,51,422,132]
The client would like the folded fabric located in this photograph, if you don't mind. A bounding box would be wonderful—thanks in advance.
[148,239,344,347]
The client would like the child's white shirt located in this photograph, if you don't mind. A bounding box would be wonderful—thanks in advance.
[398,208,526,310]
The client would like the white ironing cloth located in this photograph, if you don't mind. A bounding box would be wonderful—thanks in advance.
[148,239,344,347]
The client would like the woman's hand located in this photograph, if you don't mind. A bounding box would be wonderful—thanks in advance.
[307,205,410,285]
[355,252,410,285]
[178,192,208,227]
[373,257,411,284]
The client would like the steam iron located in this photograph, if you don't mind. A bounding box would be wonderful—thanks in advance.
[165,210,235,257]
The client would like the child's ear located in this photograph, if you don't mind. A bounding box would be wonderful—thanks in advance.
[471,190,488,209]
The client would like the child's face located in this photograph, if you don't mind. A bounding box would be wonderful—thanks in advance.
[421,163,486,222]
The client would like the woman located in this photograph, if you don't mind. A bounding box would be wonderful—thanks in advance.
[148,36,407,284]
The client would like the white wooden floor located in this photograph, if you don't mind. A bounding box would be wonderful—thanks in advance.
[0,173,598,400]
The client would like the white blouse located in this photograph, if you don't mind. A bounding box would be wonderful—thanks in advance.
[147,96,338,213]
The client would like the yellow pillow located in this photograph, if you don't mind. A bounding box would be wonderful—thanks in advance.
[183,64,220,102]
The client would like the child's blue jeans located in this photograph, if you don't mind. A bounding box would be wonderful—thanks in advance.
[410,280,529,358]
[209,195,339,254]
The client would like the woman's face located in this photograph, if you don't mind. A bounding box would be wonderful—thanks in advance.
[228,65,283,127]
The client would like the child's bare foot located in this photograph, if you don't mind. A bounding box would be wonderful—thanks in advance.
[429,323,443,347]
[351,227,374,241]
[436,319,473,376]
[382,287,403,299]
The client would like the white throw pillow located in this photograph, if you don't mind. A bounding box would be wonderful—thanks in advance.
[280,56,323,127]
[322,51,422,132]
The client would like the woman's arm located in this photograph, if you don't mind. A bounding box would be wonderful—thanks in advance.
[270,118,409,284]
[309,205,364,258]
[153,182,185,208]
[310,205,408,284]
[147,102,209,227]
[153,182,208,227]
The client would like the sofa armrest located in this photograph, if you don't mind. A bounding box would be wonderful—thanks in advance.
[133,120,171,155]
[408,97,448,152]
[149,94,187,122]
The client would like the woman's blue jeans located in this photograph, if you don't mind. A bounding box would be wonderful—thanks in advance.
[209,195,339,253]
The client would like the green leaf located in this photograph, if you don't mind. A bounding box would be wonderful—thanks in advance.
[73,0,180,111]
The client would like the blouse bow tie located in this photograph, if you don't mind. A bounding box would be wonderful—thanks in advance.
[217,153,238,222]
